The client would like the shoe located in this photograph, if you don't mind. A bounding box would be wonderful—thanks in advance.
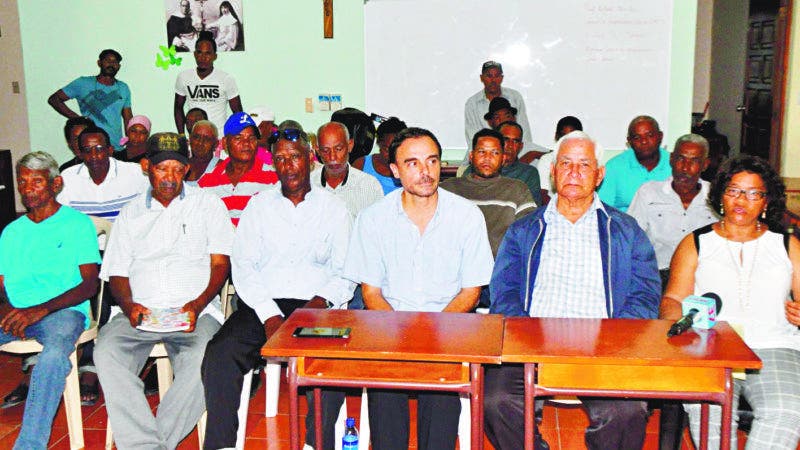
[534,432,550,450]
[1,383,28,409]
[80,382,99,406]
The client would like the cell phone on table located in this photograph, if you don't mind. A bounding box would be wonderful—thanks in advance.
[292,327,351,338]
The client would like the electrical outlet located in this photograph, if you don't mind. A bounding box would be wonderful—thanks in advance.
[11,81,19,94]
[305,98,313,113]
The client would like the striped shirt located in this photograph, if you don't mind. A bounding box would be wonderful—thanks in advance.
[57,158,147,222]
[530,194,608,318]
[310,165,384,220]
[439,175,535,257]
[198,158,278,226]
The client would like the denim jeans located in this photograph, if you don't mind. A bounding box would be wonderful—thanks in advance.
[0,309,84,450]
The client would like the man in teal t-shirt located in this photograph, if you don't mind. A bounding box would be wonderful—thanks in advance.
[0,152,100,449]
[598,115,671,212]
[48,49,133,150]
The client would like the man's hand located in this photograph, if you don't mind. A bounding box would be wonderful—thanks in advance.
[264,315,284,339]
[124,303,152,329]
[785,300,800,326]
[0,305,50,338]
[180,299,205,333]
[304,296,329,309]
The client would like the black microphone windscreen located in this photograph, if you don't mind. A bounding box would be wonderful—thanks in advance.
[700,292,722,314]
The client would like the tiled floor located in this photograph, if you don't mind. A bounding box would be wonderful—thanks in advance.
[0,354,774,449]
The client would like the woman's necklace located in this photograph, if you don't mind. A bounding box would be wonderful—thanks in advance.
[720,219,760,309]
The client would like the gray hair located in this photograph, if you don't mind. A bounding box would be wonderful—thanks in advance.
[555,130,604,164]
[191,119,218,137]
[627,115,661,137]
[673,133,709,157]
[16,151,60,181]
[317,121,351,142]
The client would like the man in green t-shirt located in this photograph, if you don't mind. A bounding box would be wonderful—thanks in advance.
[0,151,101,449]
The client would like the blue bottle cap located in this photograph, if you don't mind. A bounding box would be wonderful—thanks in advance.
[346,417,355,427]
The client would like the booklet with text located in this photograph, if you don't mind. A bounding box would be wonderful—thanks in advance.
[136,308,191,333]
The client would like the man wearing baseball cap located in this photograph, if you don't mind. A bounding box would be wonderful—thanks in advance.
[95,131,234,449]
[463,60,536,157]
[198,112,278,226]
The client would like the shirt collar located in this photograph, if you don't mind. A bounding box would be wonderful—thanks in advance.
[626,147,668,171]
[77,158,119,180]
[544,193,605,224]
[145,184,186,209]
[320,165,350,188]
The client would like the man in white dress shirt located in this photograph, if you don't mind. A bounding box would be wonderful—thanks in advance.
[202,126,354,450]
[95,133,233,449]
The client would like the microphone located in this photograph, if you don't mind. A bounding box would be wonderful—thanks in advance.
[666,292,722,337]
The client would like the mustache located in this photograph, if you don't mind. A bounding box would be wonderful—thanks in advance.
[158,181,178,190]
[418,175,435,184]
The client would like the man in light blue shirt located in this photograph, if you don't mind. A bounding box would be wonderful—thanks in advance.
[0,152,100,449]
[49,49,133,151]
[345,127,493,450]
[598,115,671,211]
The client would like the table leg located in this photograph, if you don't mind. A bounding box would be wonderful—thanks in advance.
[470,363,484,450]
[314,388,324,450]
[699,403,709,450]
[288,358,300,450]
[720,368,733,450]
[524,364,535,450]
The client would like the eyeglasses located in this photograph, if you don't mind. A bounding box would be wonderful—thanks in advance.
[268,128,306,145]
[723,187,767,201]
[80,145,107,154]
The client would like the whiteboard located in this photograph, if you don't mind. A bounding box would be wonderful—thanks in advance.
[365,0,674,151]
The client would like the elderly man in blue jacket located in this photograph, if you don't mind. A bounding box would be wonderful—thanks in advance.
[484,131,661,450]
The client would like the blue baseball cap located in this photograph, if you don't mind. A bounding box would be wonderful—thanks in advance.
[224,112,261,138]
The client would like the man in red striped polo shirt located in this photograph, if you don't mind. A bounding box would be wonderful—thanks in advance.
[199,112,278,226]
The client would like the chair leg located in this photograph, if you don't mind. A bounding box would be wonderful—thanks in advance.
[359,388,370,446]
[458,394,470,450]
[63,350,85,450]
[105,422,114,450]
[236,370,254,449]
[156,357,173,401]
[197,411,207,448]
[264,360,281,417]
[334,394,348,450]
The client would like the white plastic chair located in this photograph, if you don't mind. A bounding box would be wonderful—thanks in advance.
[0,216,112,450]
[104,280,233,449]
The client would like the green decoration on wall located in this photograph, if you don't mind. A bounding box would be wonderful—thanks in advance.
[155,45,182,70]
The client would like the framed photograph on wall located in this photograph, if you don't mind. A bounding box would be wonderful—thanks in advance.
[165,0,244,52]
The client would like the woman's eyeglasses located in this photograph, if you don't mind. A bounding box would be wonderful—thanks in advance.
[723,187,767,201]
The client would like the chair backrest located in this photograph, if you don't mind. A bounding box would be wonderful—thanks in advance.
[90,216,112,243]
[90,216,113,323]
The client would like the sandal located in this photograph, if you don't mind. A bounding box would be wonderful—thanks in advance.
[1,383,28,409]
[80,381,99,406]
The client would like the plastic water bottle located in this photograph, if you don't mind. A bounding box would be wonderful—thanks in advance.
[342,417,358,450]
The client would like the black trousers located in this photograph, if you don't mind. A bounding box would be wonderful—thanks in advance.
[368,389,461,450]
[484,364,649,450]
[201,299,345,450]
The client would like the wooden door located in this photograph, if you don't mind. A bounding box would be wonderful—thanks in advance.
[740,0,791,168]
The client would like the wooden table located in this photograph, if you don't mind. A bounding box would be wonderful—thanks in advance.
[261,309,504,450]
[501,318,762,450]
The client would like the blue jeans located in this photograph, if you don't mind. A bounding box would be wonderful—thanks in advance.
[0,309,84,450]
